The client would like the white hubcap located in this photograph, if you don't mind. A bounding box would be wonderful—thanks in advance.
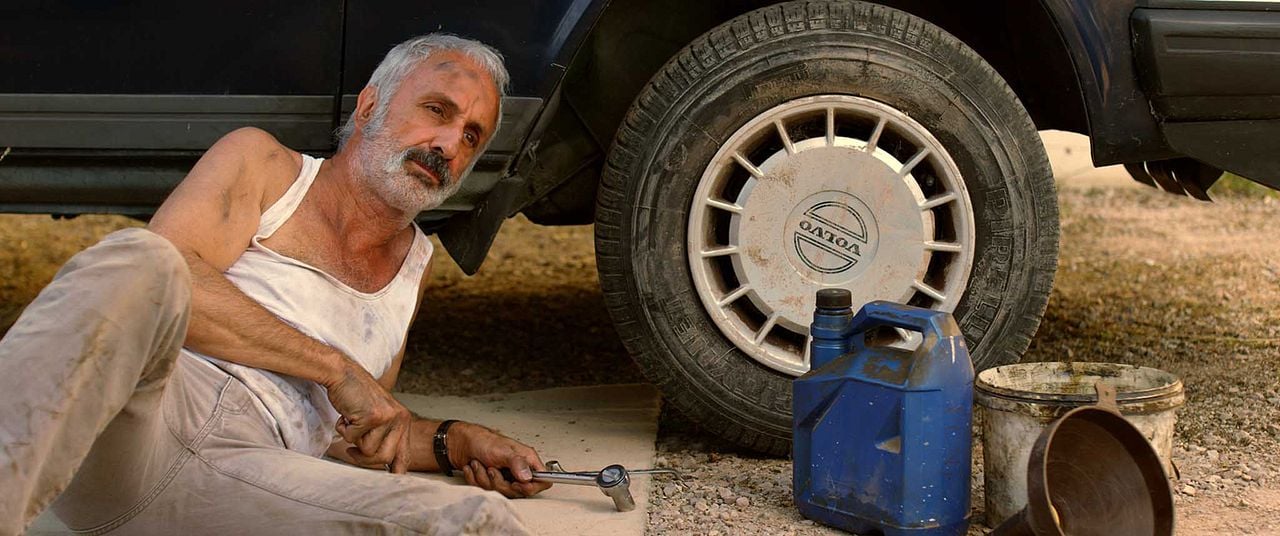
[687,95,976,376]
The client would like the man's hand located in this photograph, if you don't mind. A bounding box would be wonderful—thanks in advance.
[454,424,552,498]
[326,360,413,473]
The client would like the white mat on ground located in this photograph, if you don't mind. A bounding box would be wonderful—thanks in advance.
[397,384,661,535]
[27,384,661,536]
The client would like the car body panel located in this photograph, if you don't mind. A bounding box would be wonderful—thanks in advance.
[2,0,1279,264]
[0,0,609,225]
[342,0,601,98]
[1038,0,1174,165]
[1133,3,1280,186]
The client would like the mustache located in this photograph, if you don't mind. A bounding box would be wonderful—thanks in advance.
[403,148,453,186]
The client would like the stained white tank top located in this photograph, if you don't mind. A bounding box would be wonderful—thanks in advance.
[184,154,432,456]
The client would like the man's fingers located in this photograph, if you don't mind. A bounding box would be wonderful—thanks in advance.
[346,425,398,466]
[508,457,551,497]
[369,422,402,466]
[344,431,393,466]
[463,463,525,499]
[357,422,392,457]
[337,417,372,445]
[508,456,534,482]
[493,468,551,498]
[336,418,354,443]
[470,461,493,490]
[487,466,520,498]
[390,426,410,474]
[346,446,383,468]
[513,480,552,497]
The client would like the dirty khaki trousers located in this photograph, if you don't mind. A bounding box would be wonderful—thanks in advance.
[0,229,529,535]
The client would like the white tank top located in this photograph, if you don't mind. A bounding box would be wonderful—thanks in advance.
[184,154,433,456]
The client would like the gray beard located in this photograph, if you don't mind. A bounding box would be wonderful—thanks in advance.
[355,128,462,215]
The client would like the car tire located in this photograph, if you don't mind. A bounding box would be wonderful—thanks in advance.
[594,0,1059,455]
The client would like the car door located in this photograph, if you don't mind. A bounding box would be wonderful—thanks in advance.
[0,1,343,213]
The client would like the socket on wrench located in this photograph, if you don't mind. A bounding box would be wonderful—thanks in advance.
[500,461,683,512]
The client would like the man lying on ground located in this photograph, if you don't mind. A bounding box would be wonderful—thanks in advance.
[1,33,547,535]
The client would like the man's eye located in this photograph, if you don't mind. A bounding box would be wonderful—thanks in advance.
[425,104,443,115]
[464,132,478,147]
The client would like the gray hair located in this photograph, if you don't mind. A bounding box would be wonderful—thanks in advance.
[337,33,509,149]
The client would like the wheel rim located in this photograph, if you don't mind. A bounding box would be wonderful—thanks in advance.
[686,95,976,376]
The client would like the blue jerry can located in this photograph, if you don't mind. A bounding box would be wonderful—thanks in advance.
[794,290,973,536]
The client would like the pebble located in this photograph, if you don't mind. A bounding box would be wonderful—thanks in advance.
[619,206,1266,533]
[663,484,679,497]
[695,499,710,512]
[718,487,735,501]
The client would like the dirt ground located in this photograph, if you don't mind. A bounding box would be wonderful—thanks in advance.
[1,132,1278,534]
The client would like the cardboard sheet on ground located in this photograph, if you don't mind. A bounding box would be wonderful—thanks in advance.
[396,384,661,534]
[28,384,660,535]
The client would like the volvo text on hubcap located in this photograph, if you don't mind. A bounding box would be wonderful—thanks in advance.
[687,95,976,376]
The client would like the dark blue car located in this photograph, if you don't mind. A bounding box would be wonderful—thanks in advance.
[3,0,1278,454]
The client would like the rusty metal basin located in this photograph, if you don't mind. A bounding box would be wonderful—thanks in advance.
[974,362,1184,528]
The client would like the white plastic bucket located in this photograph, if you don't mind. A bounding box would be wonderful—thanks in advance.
[973,362,1184,527]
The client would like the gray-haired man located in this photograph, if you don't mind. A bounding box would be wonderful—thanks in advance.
[1,34,546,534]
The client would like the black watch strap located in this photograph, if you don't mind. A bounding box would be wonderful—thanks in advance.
[434,419,459,476]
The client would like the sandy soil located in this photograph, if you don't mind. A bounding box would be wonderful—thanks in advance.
[1,132,1277,534]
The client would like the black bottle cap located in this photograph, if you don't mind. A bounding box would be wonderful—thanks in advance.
[816,288,852,309]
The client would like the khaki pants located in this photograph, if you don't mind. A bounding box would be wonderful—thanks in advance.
[0,229,528,535]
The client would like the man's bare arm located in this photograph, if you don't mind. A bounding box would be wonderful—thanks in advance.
[320,262,550,496]
[147,127,347,386]
[325,415,551,498]
[149,128,412,472]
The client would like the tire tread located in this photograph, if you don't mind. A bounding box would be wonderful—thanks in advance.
[595,0,1060,456]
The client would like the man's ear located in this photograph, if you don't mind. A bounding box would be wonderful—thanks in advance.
[353,85,379,130]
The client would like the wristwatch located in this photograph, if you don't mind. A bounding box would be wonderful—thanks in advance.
[434,419,459,476]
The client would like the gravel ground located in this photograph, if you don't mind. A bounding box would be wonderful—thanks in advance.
[2,136,1278,534]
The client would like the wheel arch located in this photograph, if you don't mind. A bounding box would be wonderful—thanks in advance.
[513,0,1088,225]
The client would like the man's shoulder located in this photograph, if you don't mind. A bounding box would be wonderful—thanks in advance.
[210,127,305,204]
[215,127,303,172]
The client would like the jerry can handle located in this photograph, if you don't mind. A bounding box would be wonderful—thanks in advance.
[848,300,963,343]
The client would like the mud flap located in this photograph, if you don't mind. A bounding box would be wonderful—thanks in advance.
[438,175,525,275]
[1124,158,1222,201]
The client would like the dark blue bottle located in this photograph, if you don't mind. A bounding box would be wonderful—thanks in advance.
[810,288,855,365]
[794,293,973,536]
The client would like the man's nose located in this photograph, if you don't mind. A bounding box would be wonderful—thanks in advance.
[430,127,464,161]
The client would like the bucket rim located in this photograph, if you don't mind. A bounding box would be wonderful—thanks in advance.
[974,362,1184,406]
